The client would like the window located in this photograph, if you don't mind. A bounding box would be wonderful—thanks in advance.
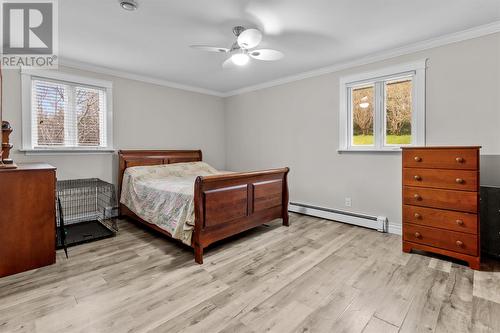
[339,60,426,151]
[21,69,113,152]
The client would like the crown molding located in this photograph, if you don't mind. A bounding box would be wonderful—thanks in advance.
[58,59,225,97]
[221,21,500,97]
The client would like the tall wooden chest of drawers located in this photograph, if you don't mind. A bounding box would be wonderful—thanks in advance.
[0,163,57,277]
[402,147,481,270]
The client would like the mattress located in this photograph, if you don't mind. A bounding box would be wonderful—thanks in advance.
[120,161,221,245]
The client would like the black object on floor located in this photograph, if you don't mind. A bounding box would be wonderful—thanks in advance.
[480,186,500,259]
[56,220,115,248]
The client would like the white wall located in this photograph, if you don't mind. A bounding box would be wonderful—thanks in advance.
[3,66,226,184]
[224,33,500,228]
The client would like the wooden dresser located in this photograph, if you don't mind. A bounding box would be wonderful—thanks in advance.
[0,163,57,277]
[402,147,481,270]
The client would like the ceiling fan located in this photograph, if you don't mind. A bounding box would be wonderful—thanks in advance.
[190,26,284,68]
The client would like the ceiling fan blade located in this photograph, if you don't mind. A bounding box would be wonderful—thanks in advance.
[190,45,229,53]
[237,29,262,49]
[249,49,284,61]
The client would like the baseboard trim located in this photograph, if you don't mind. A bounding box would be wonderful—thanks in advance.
[289,202,388,233]
[388,223,402,235]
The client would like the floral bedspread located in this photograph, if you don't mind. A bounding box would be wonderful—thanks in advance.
[120,162,221,245]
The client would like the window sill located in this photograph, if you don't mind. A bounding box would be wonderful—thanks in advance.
[20,148,115,156]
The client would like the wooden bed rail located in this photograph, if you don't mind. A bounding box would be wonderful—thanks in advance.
[193,167,289,263]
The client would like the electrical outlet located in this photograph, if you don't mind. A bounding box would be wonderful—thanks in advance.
[345,197,352,207]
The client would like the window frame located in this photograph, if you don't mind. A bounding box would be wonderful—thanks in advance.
[21,69,114,154]
[339,60,427,152]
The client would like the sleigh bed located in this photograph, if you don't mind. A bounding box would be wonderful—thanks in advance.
[118,150,290,264]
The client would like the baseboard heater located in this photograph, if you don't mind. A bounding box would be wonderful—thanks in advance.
[289,202,388,233]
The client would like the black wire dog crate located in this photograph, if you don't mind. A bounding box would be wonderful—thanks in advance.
[56,178,118,250]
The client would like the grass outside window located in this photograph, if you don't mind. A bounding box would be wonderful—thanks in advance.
[353,134,411,146]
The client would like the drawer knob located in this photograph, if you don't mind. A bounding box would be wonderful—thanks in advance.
[414,213,421,219]
[456,157,464,163]
[413,194,422,200]
[456,240,464,247]
[414,175,422,181]
[456,178,464,184]
[414,156,422,162]
[414,232,422,238]
[456,219,464,226]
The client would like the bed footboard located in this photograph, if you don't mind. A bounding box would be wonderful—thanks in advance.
[193,168,290,264]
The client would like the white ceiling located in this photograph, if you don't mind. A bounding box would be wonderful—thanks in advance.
[60,0,500,94]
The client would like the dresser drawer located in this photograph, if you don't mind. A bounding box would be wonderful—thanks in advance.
[0,165,56,277]
[403,205,477,234]
[404,223,478,256]
[403,168,477,191]
[403,186,477,213]
[403,149,478,170]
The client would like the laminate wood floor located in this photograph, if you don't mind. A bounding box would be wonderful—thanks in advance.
[1,213,500,333]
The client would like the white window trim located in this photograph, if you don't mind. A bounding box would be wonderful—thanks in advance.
[21,68,114,154]
[338,59,427,152]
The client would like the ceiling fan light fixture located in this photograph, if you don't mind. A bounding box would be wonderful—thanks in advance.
[237,29,263,49]
[119,0,138,11]
[231,53,250,66]
[192,26,283,69]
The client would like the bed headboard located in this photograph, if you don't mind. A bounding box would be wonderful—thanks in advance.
[117,149,202,198]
